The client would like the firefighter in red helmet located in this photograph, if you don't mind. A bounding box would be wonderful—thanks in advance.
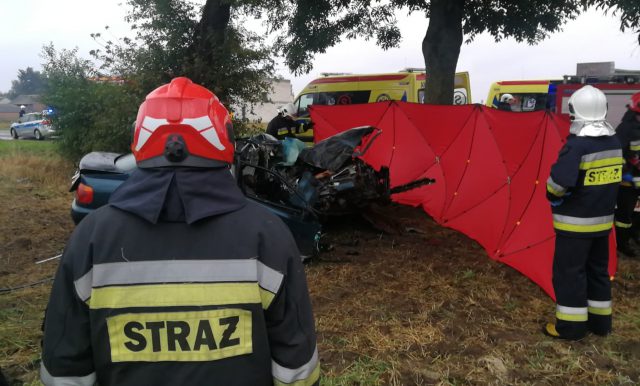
[40,77,320,386]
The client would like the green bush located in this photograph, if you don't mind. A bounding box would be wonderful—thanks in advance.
[42,45,140,162]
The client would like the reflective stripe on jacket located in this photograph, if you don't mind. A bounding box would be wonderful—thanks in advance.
[548,135,623,237]
[615,109,640,186]
[41,202,319,386]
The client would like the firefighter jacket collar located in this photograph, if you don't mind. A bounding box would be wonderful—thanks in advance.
[109,167,247,224]
[570,120,615,137]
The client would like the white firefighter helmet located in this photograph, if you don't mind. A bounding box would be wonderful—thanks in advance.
[500,94,515,103]
[19,105,26,109]
[568,85,608,122]
[568,85,614,136]
[278,103,297,118]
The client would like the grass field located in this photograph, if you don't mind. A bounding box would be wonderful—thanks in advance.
[0,118,14,130]
[0,141,74,385]
[1,142,639,385]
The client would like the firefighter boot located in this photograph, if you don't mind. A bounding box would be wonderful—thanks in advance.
[587,298,612,337]
[542,323,586,341]
[588,313,612,337]
[616,228,637,258]
[630,226,640,246]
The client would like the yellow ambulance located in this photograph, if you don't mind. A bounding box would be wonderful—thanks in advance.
[485,80,562,112]
[292,69,472,140]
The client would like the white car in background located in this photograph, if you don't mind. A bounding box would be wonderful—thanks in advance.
[10,111,56,140]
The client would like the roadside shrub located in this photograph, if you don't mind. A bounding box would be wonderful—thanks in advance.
[42,45,140,162]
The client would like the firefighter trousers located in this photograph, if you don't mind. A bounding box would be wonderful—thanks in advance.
[614,185,637,247]
[552,235,612,339]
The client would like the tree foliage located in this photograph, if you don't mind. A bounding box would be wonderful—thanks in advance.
[270,0,639,104]
[588,0,640,43]
[42,0,279,160]
[7,67,46,99]
[91,0,275,107]
[42,44,138,161]
[266,0,401,75]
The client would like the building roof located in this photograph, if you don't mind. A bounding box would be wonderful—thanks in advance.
[11,94,41,105]
[0,104,20,113]
[0,97,11,104]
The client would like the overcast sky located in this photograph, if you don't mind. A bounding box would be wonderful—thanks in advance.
[1,1,638,103]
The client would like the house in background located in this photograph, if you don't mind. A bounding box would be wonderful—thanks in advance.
[12,94,46,113]
[0,102,20,121]
[234,78,294,123]
[0,95,47,122]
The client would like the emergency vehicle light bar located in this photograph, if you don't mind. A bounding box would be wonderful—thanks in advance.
[563,74,639,85]
[320,72,352,77]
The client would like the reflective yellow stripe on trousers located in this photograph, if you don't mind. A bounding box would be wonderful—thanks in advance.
[588,299,612,316]
[556,305,588,322]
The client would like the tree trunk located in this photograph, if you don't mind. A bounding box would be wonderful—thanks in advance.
[422,0,464,105]
[187,0,232,99]
[195,0,231,54]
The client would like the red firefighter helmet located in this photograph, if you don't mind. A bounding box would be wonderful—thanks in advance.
[132,77,234,168]
[630,92,640,113]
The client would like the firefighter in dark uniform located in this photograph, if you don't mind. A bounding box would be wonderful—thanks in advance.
[267,103,300,139]
[544,85,623,340]
[40,77,320,386]
[614,92,640,257]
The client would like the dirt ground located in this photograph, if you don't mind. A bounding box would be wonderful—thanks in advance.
[311,208,640,385]
[1,143,640,385]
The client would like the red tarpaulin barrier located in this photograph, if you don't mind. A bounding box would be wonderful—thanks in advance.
[310,101,618,299]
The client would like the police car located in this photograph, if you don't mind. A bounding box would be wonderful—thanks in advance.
[10,111,56,140]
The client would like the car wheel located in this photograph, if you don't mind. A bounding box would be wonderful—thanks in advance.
[10,128,18,139]
[34,129,43,140]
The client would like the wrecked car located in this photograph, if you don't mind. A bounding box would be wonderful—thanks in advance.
[237,126,388,217]
[70,126,433,259]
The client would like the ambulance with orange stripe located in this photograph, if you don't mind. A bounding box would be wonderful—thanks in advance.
[291,69,472,140]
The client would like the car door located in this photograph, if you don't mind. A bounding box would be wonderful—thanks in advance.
[20,114,36,138]
[16,115,30,137]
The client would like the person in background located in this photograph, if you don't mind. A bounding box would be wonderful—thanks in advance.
[18,105,26,119]
[497,94,517,111]
[614,91,640,257]
[267,103,300,139]
[544,85,622,340]
[40,77,320,386]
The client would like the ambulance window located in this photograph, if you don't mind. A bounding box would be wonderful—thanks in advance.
[510,93,548,112]
[521,96,537,111]
[297,94,315,117]
[318,91,370,105]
